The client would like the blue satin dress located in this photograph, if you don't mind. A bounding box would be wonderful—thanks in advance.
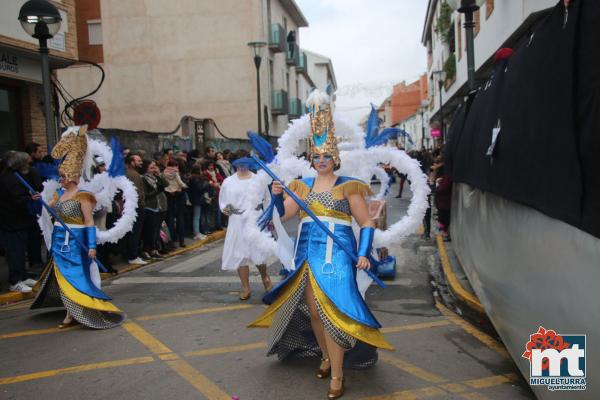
[249,177,393,368]
[31,191,125,328]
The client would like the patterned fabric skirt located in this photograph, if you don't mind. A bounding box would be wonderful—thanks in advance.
[266,268,378,369]
[31,265,125,329]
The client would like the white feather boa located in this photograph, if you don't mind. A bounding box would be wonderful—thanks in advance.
[38,138,138,248]
[241,113,430,261]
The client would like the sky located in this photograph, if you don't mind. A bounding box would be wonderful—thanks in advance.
[295,0,429,124]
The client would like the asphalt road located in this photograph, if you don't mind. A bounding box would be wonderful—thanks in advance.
[0,183,534,400]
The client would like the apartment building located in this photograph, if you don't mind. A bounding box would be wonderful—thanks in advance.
[422,0,557,136]
[0,0,78,153]
[57,0,336,149]
[376,76,429,150]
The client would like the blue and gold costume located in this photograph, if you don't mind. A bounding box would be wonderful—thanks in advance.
[32,191,125,329]
[250,176,393,366]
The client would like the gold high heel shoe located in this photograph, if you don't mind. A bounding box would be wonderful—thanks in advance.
[316,357,331,379]
[58,319,78,329]
[327,376,345,399]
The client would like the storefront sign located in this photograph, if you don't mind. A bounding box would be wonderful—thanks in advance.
[0,50,42,83]
[49,32,66,52]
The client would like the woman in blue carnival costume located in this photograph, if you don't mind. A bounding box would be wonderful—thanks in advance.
[31,126,125,329]
[249,90,393,399]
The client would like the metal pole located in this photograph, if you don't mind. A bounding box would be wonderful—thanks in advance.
[460,1,478,91]
[39,37,56,150]
[254,55,262,136]
[438,79,444,145]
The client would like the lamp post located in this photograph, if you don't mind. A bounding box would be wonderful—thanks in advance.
[18,0,62,150]
[458,0,480,91]
[431,70,447,144]
[247,41,267,137]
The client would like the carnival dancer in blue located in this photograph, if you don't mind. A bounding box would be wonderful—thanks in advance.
[31,126,125,329]
[249,90,393,399]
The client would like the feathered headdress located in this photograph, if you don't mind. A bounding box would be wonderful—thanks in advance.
[307,86,340,166]
[51,125,88,182]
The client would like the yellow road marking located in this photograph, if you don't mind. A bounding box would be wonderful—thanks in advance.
[459,392,491,400]
[0,356,155,385]
[0,325,80,340]
[361,373,516,400]
[464,373,518,389]
[381,320,451,333]
[0,302,32,312]
[435,301,510,359]
[184,342,267,357]
[136,304,254,321]
[166,359,230,400]
[159,353,180,361]
[0,304,255,340]
[436,235,485,313]
[379,353,448,384]
[439,383,467,393]
[121,322,172,354]
[362,386,446,399]
[122,321,231,399]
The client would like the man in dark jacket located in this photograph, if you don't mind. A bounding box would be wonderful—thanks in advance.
[125,153,146,265]
[0,151,43,292]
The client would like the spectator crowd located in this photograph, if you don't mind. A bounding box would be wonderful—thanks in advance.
[0,142,251,293]
[385,145,453,242]
[0,138,452,295]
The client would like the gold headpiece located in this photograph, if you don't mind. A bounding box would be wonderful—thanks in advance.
[51,125,88,182]
[307,89,340,165]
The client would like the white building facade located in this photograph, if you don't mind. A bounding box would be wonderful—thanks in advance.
[422,0,557,134]
[57,0,335,148]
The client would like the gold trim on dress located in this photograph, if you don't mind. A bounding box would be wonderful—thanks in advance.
[54,263,121,313]
[285,179,310,201]
[247,263,308,328]
[298,200,352,222]
[331,180,373,200]
[308,267,394,351]
[248,263,394,351]
[73,191,97,206]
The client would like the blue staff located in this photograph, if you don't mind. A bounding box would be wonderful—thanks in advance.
[250,155,386,288]
[14,172,108,273]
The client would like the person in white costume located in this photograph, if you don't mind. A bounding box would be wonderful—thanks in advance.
[219,157,273,300]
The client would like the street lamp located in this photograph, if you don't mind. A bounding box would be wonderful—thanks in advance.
[431,70,447,144]
[458,0,480,91]
[18,0,62,149]
[247,41,267,137]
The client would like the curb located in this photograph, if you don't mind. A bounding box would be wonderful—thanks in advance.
[0,230,227,306]
[436,234,485,314]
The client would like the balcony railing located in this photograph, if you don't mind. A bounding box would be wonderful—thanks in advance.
[271,90,289,115]
[286,43,299,65]
[288,98,303,119]
[295,51,307,72]
[269,23,285,53]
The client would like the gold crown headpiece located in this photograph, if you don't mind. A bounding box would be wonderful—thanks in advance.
[51,125,88,182]
[307,89,339,165]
